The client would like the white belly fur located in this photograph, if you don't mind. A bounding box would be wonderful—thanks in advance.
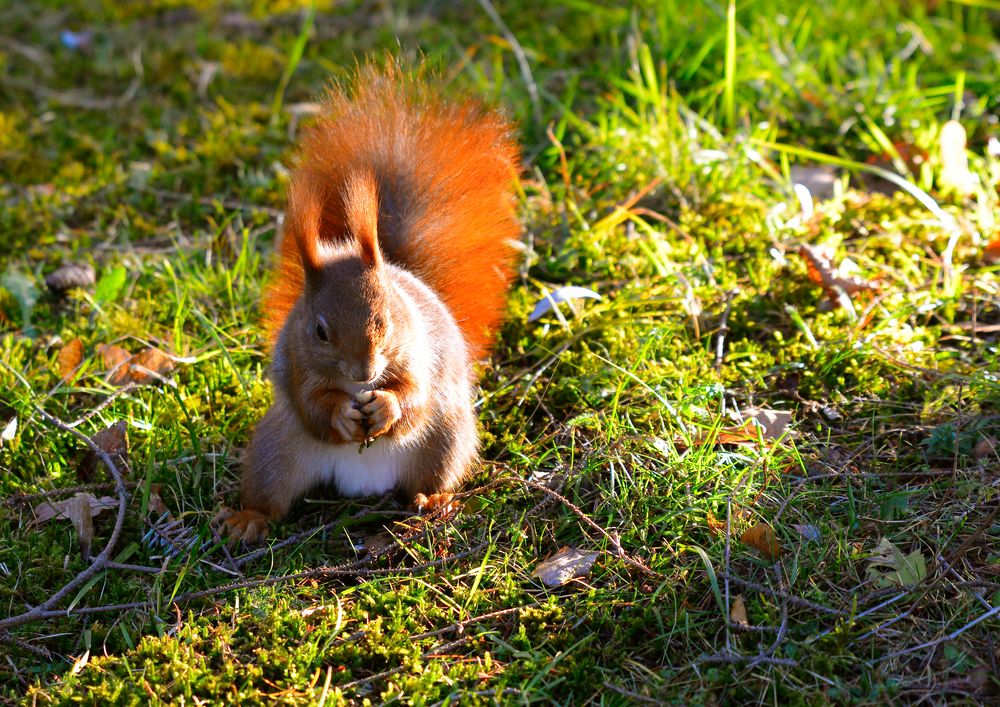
[293,433,411,497]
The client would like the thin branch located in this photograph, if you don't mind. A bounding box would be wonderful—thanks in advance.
[475,0,542,127]
[0,360,131,636]
[719,572,845,616]
[878,603,1000,663]
[520,479,663,578]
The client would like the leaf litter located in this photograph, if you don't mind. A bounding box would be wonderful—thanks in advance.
[531,546,599,587]
[30,493,118,561]
[78,421,129,483]
[740,522,783,561]
[866,538,928,588]
[798,244,879,311]
[97,343,177,386]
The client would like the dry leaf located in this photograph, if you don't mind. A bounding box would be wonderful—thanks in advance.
[730,594,749,627]
[300,605,332,618]
[792,523,822,542]
[97,343,132,385]
[736,407,792,441]
[691,407,794,448]
[798,244,879,310]
[531,546,598,587]
[866,538,927,588]
[973,437,997,461]
[78,421,128,482]
[69,649,91,676]
[128,347,175,384]
[147,485,170,517]
[97,343,176,386]
[706,510,726,538]
[356,531,396,555]
[44,262,96,294]
[31,492,117,561]
[57,338,85,382]
[0,417,17,448]
[740,522,783,561]
[31,492,117,525]
[984,236,1000,265]
[528,286,602,322]
[73,493,95,561]
[646,437,673,457]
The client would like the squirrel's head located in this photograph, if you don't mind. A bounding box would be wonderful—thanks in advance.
[291,170,397,385]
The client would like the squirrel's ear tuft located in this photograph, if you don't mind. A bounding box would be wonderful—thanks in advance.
[287,171,329,274]
[343,170,382,269]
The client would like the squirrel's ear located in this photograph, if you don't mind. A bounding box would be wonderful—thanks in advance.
[287,171,329,274]
[343,170,382,269]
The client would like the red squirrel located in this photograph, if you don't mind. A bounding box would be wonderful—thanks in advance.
[215,64,520,543]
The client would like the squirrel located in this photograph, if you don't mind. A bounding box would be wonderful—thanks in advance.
[214,63,520,544]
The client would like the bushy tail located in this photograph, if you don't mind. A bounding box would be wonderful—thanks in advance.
[264,62,521,360]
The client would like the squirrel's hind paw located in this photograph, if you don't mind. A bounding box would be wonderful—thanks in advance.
[412,492,458,516]
[212,506,271,545]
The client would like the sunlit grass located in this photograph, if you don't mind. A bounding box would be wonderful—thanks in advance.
[2,0,999,703]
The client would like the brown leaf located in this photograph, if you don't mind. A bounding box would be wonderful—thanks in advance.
[730,594,749,627]
[30,492,117,561]
[690,408,794,449]
[30,492,117,525]
[798,244,879,309]
[985,236,1000,265]
[802,243,834,285]
[740,522,783,561]
[738,407,793,440]
[73,493,95,561]
[78,421,128,482]
[973,437,997,461]
[97,343,132,385]
[96,344,176,386]
[57,338,85,382]
[706,510,726,538]
[45,262,96,294]
[147,484,170,518]
[128,347,175,384]
[531,546,599,587]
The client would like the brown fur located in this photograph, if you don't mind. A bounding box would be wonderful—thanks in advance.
[217,63,519,544]
[263,61,520,360]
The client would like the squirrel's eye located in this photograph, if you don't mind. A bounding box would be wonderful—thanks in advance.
[315,322,329,342]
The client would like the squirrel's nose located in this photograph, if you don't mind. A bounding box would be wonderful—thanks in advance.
[354,355,385,383]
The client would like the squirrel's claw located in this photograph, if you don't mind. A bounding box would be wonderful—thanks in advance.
[412,492,458,516]
[212,506,271,546]
[361,390,402,439]
[333,398,366,443]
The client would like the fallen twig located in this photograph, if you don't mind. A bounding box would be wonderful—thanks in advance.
[0,360,131,638]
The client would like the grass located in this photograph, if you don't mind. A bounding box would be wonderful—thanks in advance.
[2,0,1000,703]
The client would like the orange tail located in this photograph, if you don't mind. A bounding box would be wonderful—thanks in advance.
[264,62,521,360]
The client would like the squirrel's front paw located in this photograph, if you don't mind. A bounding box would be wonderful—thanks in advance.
[332,397,366,443]
[357,390,402,439]
[212,506,271,545]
